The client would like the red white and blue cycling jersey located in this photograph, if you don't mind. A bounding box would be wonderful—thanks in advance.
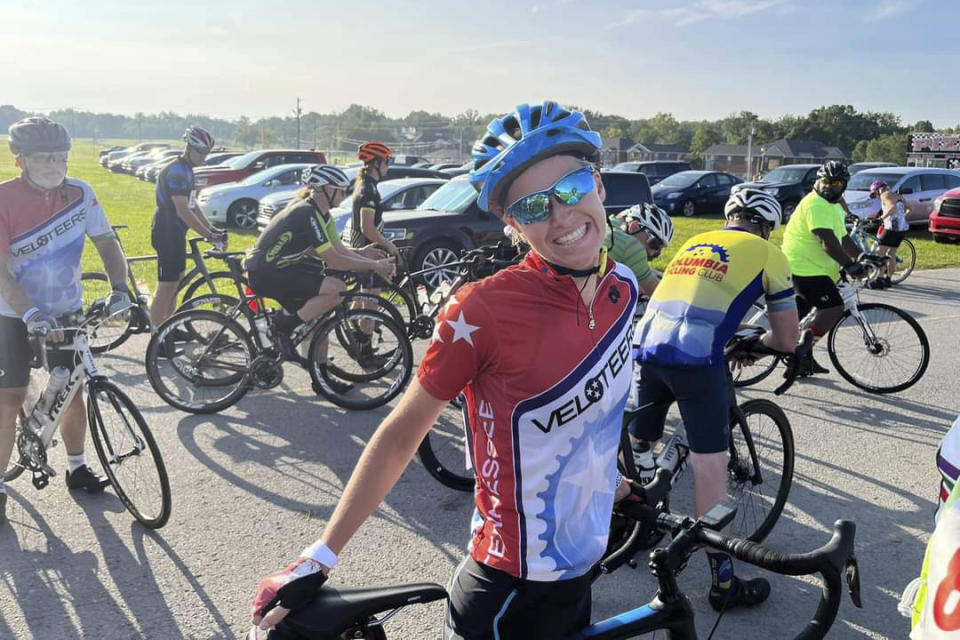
[0,177,113,318]
[418,251,638,581]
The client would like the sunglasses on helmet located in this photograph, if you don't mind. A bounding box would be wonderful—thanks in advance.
[504,165,597,225]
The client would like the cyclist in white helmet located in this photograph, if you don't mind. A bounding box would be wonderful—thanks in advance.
[243,165,395,374]
[606,202,673,296]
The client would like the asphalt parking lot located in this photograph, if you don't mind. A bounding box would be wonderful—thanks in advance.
[2,267,959,639]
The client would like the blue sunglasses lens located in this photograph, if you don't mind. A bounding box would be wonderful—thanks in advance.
[506,166,596,224]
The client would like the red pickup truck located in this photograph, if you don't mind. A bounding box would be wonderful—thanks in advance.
[930,188,960,243]
[194,149,327,188]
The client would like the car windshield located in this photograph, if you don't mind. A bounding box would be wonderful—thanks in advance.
[612,163,639,171]
[223,151,259,169]
[658,172,700,188]
[239,165,296,186]
[417,179,476,212]
[760,167,811,183]
[847,172,903,191]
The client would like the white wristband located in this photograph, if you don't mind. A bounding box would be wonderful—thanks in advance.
[22,307,40,323]
[301,540,339,570]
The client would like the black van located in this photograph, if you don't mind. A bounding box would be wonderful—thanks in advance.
[611,160,692,185]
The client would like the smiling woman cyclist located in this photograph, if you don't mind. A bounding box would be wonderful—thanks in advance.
[250,101,641,639]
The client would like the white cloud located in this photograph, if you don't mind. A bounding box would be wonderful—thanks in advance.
[606,0,793,29]
[865,0,914,22]
[604,8,651,31]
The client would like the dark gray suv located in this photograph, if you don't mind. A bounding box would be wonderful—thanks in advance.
[611,160,691,185]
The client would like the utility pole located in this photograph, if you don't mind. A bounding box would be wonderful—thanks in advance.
[294,97,303,149]
[745,126,755,180]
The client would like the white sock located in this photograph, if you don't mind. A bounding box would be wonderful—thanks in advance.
[67,453,86,473]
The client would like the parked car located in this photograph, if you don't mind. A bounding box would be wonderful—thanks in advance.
[197,163,313,229]
[193,149,327,188]
[732,164,819,220]
[98,145,125,159]
[143,157,178,183]
[133,149,181,179]
[848,161,896,175]
[340,170,654,287]
[203,151,243,166]
[112,148,168,173]
[429,163,462,171]
[844,167,960,224]
[652,170,743,217]
[441,162,472,177]
[255,167,451,231]
[390,154,429,167]
[611,160,691,186]
[101,142,169,168]
[930,189,960,243]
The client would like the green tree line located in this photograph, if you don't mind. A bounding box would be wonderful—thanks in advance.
[1,103,955,164]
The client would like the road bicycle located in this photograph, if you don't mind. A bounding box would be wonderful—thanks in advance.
[847,214,916,285]
[2,305,171,529]
[246,472,861,640]
[421,329,806,549]
[144,253,413,413]
[81,226,233,353]
[731,260,930,394]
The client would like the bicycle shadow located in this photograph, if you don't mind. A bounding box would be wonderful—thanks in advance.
[0,489,149,638]
[172,392,472,568]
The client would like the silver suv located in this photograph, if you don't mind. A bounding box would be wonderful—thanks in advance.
[844,167,960,224]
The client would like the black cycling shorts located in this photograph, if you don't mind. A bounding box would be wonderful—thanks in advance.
[793,274,843,320]
[628,362,731,454]
[247,262,328,314]
[443,556,593,640]
[151,217,188,282]
[0,315,78,389]
[878,229,907,248]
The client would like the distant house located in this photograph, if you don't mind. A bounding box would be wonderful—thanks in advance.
[600,137,635,166]
[627,142,688,162]
[704,138,846,177]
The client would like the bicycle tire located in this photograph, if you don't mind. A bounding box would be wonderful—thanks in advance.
[827,302,929,394]
[728,398,794,543]
[730,355,781,388]
[2,411,29,483]
[87,379,172,529]
[418,402,474,492]
[145,309,255,414]
[891,238,916,284]
[82,272,135,353]
[176,292,246,318]
[378,282,420,328]
[308,309,413,411]
[341,291,407,334]
[180,270,248,303]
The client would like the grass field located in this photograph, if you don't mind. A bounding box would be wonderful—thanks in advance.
[0,138,955,295]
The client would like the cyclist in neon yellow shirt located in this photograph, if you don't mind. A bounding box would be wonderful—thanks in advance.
[781,161,865,376]
[604,202,672,296]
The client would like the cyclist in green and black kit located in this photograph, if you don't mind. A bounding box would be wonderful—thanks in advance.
[605,202,673,296]
[243,165,395,376]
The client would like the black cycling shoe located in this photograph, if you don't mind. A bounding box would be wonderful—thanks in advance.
[797,352,830,378]
[65,465,111,493]
[275,331,307,367]
[0,492,7,526]
[708,576,771,612]
[867,277,888,290]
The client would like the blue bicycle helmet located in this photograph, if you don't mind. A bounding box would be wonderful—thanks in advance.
[469,101,602,212]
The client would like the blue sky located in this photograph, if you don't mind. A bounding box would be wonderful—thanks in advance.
[5,0,954,126]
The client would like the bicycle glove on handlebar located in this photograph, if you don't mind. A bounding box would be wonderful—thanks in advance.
[23,308,58,336]
[842,261,867,278]
[253,559,328,619]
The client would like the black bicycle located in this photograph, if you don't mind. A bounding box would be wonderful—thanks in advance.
[144,253,413,413]
[81,227,234,353]
[245,470,861,640]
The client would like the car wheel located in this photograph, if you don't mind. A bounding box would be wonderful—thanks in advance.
[416,240,462,288]
[227,200,259,230]
[682,200,696,217]
[781,200,798,222]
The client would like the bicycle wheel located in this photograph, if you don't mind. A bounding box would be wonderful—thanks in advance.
[308,309,413,410]
[2,412,30,483]
[729,355,781,388]
[891,239,916,284]
[82,272,135,353]
[827,302,930,394]
[418,399,474,491]
[379,282,420,327]
[87,379,171,529]
[146,309,255,413]
[727,399,794,543]
[341,292,407,333]
[180,270,247,303]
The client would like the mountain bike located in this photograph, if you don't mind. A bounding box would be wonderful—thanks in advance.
[246,473,861,640]
[2,305,171,529]
[847,214,916,285]
[144,253,413,413]
[421,329,806,545]
[81,227,233,353]
[731,259,930,394]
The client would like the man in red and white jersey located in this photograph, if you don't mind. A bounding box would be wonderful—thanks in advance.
[0,117,131,526]
[252,101,641,639]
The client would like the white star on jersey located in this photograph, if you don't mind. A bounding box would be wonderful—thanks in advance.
[446,311,480,346]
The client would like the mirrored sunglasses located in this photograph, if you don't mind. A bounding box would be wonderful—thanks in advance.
[504,165,596,225]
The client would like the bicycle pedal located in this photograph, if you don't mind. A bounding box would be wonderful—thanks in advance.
[32,473,50,490]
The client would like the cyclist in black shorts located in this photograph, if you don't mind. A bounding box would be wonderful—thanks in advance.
[781,161,866,376]
[244,165,395,376]
[150,126,226,328]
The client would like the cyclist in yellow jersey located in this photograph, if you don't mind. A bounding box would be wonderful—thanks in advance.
[631,188,799,612]
[781,161,865,376]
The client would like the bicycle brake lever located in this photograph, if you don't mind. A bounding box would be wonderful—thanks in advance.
[845,557,863,608]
